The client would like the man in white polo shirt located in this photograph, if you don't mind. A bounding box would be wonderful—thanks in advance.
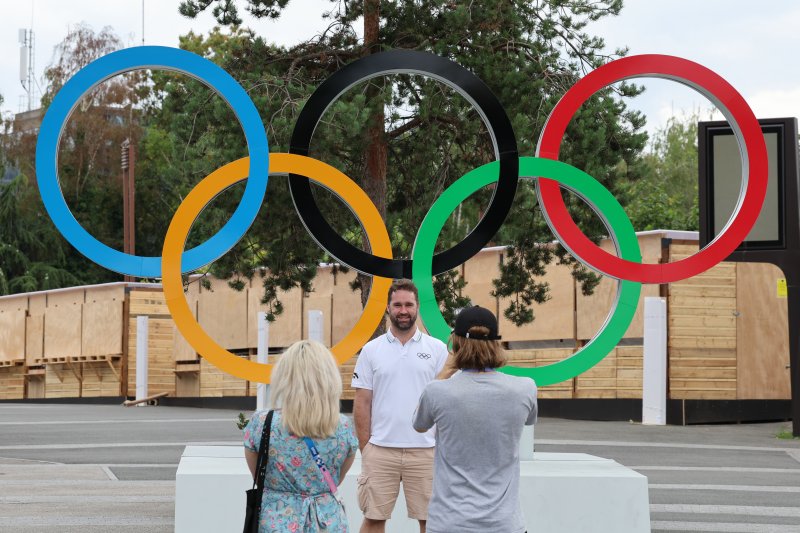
[352,279,448,533]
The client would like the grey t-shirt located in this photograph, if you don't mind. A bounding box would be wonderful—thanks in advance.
[412,370,537,533]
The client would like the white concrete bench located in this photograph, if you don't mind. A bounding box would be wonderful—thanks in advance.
[175,441,650,532]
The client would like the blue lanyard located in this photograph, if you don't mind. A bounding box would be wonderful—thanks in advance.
[462,368,496,372]
[302,437,341,500]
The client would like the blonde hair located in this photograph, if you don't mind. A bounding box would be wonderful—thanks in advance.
[269,340,342,438]
[450,326,507,370]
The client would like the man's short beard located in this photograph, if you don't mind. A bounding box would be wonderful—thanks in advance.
[390,313,417,331]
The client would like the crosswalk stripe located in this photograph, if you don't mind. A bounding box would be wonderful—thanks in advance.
[651,520,800,532]
[633,466,800,474]
[651,504,800,517]
[650,484,800,493]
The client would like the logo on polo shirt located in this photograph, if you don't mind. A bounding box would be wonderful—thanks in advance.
[353,372,359,379]
[417,352,431,359]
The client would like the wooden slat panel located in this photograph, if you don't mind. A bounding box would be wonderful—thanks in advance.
[128,290,169,316]
[670,347,736,358]
[0,367,25,400]
[0,295,28,314]
[669,296,736,309]
[84,285,125,303]
[669,285,736,298]
[126,318,176,397]
[669,326,736,338]
[28,294,46,315]
[501,256,574,342]
[0,310,25,363]
[81,301,123,357]
[247,285,302,349]
[575,350,617,399]
[46,289,85,308]
[199,357,224,397]
[81,362,121,397]
[198,278,249,350]
[736,262,791,399]
[44,306,82,359]
[669,336,736,349]
[462,282,498,318]
[176,372,200,397]
[45,364,81,398]
[25,315,44,366]
[667,250,737,401]
[669,315,736,328]
[463,249,500,283]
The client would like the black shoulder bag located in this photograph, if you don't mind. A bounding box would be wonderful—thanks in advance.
[244,409,274,533]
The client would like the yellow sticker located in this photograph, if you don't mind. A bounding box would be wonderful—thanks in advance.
[778,278,788,298]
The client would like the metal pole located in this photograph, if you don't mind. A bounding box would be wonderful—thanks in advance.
[256,311,269,410]
[135,315,148,405]
[642,297,667,425]
[787,279,800,436]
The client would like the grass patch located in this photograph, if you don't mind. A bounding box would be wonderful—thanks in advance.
[776,426,800,440]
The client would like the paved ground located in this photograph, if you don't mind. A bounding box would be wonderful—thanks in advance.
[0,403,798,532]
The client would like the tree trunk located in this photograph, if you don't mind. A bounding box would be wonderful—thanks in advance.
[357,0,388,336]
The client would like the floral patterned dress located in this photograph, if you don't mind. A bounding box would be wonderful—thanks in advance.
[244,410,358,532]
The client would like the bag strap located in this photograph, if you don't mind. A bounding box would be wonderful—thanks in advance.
[301,436,341,501]
[252,410,274,491]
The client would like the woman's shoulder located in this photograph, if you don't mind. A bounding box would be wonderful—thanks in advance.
[252,409,279,421]
[337,413,354,430]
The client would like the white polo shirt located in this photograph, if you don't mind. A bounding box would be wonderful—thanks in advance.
[352,327,448,448]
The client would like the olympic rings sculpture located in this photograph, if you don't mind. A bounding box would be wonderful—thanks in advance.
[35,46,768,385]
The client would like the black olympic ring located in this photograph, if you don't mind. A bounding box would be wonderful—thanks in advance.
[289,49,519,278]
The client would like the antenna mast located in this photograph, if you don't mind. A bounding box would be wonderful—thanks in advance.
[18,28,36,111]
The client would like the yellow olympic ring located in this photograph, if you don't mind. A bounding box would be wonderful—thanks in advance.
[162,153,392,383]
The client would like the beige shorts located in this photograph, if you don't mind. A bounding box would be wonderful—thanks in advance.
[357,443,435,520]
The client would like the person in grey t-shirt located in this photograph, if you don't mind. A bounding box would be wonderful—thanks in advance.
[412,306,537,533]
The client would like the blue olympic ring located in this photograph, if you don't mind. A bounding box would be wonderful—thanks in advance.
[35,46,270,277]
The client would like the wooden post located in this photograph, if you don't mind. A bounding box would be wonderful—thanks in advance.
[121,140,135,283]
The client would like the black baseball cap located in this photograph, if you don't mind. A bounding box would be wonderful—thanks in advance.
[453,306,501,340]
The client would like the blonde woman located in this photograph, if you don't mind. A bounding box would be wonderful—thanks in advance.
[244,340,357,532]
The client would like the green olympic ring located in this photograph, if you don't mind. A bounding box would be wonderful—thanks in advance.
[412,156,642,386]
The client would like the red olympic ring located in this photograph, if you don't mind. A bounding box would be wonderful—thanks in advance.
[537,54,768,283]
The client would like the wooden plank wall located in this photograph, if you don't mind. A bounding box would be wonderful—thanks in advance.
[199,356,247,397]
[0,311,25,364]
[45,364,81,398]
[0,367,25,400]
[668,244,738,400]
[2,233,791,403]
[127,316,177,397]
[735,262,791,399]
[505,348,575,398]
[0,285,126,399]
[81,362,121,397]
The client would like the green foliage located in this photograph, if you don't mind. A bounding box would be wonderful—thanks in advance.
[621,113,701,232]
[0,174,81,295]
[0,24,144,295]
[171,0,647,329]
[775,426,799,440]
[236,412,250,430]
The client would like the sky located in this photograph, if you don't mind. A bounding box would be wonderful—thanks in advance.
[1,0,800,140]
